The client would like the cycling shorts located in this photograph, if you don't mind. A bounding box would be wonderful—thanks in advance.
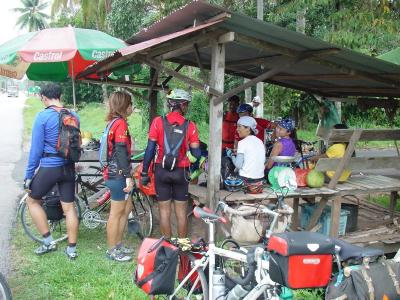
[30,164,75,203]
[154,164,189,201]
[105,177,128,201]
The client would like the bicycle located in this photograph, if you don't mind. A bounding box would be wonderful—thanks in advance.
[154,196,293,300]
[19,163,153,242]
[0,272,12,300]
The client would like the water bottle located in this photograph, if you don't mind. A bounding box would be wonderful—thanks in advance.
[226,284,249,300]
[96,190,111,206]
[212,268,226,299]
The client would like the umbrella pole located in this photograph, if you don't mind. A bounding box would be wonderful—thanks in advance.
[71,61,77,110]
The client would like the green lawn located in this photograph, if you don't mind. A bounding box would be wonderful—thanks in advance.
[10,222,147,300]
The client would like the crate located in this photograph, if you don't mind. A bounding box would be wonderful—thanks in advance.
[300,203,350,236]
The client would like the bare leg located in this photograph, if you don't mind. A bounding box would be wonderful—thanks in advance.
[107,200,126,249]
[158,200,172,238]
[26,196,49,235]
[174,200,188,238]
[116,199,133,244]
[61,201,79,244]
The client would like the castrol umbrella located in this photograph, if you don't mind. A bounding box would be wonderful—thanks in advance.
[0,26,126,109]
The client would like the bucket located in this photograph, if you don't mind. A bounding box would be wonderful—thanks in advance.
[341,203,358,232]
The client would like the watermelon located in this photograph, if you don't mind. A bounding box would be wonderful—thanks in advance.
[306,170,325,188]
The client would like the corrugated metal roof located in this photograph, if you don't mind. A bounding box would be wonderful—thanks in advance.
[79,0,400,98]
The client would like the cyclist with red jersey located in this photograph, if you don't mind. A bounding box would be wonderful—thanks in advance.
[102,92,135,262]
[141,89,201,239]
[222,95,240,153]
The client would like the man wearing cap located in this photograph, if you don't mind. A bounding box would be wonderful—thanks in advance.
[250,96,262,118]
[236,103,274,144]
[141,89,201,239]
[222,95,240,153]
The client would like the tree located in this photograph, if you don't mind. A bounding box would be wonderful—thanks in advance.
[51,0,112,29]
[13,0,50,32]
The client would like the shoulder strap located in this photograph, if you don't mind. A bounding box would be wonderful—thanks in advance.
[106,118,121,142]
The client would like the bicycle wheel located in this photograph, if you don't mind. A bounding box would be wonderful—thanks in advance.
[155,252,208,300]
[129,191,153,238]
[0,272,12,300]
[20,196,82,243]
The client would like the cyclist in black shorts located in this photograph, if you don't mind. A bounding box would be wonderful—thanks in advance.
[141,89,201,238]
[24,84,79,260]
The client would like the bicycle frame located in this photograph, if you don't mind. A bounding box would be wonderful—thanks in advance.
[173,202,285,300]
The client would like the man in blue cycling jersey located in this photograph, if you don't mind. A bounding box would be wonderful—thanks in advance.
[24,83,79,260]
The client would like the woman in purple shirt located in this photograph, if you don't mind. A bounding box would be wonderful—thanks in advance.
[265,118,296,170]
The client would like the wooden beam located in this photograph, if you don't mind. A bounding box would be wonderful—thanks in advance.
[306,197,329,231]
[193,43,208,82]
[161,64,184,87]
[329,196,342,237]
[226,55,282,67]
[80,79,164,91]
[389,191,398,219]
[207,41,225,210]
[315,156,400,172]
[273,73,400,81]
[142,57,222,97]
[328,129,400,142]
[328,129,362,189]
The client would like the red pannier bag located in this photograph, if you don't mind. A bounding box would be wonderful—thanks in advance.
[134,162,156,196]
[135,238,179,295]
[267,232,335,289]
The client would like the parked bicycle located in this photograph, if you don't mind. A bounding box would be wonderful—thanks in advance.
[0,272,12,300]
[19,164,153,243]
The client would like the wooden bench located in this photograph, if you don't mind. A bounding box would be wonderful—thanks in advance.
[308,128,400,236]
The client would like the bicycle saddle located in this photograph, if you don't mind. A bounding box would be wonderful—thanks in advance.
[333,238,384,261]
[193,206,226,223]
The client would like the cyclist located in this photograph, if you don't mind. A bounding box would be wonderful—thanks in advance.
[102,92,135,262]
[141,89,201,238]
[23,83,79,260]
[222,95,239,154]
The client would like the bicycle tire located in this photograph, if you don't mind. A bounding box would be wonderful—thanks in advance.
[20,195,82,243]
[129,190,153,239]
[155,252,208,300]
[0,272,12,300]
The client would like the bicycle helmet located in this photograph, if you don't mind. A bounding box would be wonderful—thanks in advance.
[237,103,253,114]
[224,176,243,192]
[166,89,191,102]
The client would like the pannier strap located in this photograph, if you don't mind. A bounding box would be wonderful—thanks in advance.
[360,268,374,300]
[385,262,400,295]
[136,254,176,287]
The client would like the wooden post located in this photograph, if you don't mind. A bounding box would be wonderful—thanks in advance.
[291,197,300,230]
[330,196,342,237]
[207,41,225,210]
[307,197,328,231]
[256,0,264,118]
[149,67,158,123]
[389,191,398,219]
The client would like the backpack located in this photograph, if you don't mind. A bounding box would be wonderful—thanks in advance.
[161,116,189,171]
[50,107,82,162]
[99,118,120,169]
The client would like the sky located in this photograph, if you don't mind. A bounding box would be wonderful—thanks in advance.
[0,0,52,45]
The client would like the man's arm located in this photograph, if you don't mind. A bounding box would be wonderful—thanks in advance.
[25,114,45,179]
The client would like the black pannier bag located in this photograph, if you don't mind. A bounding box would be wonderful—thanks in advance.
[135,238,179,295]
[268,232,335,289]
[325,259,400,300]
[42,184,64,221]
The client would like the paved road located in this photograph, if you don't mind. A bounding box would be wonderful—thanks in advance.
[0,93,25,275]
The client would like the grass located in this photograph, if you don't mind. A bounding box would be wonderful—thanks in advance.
[367,194,400,212]
[10,221,147,300]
